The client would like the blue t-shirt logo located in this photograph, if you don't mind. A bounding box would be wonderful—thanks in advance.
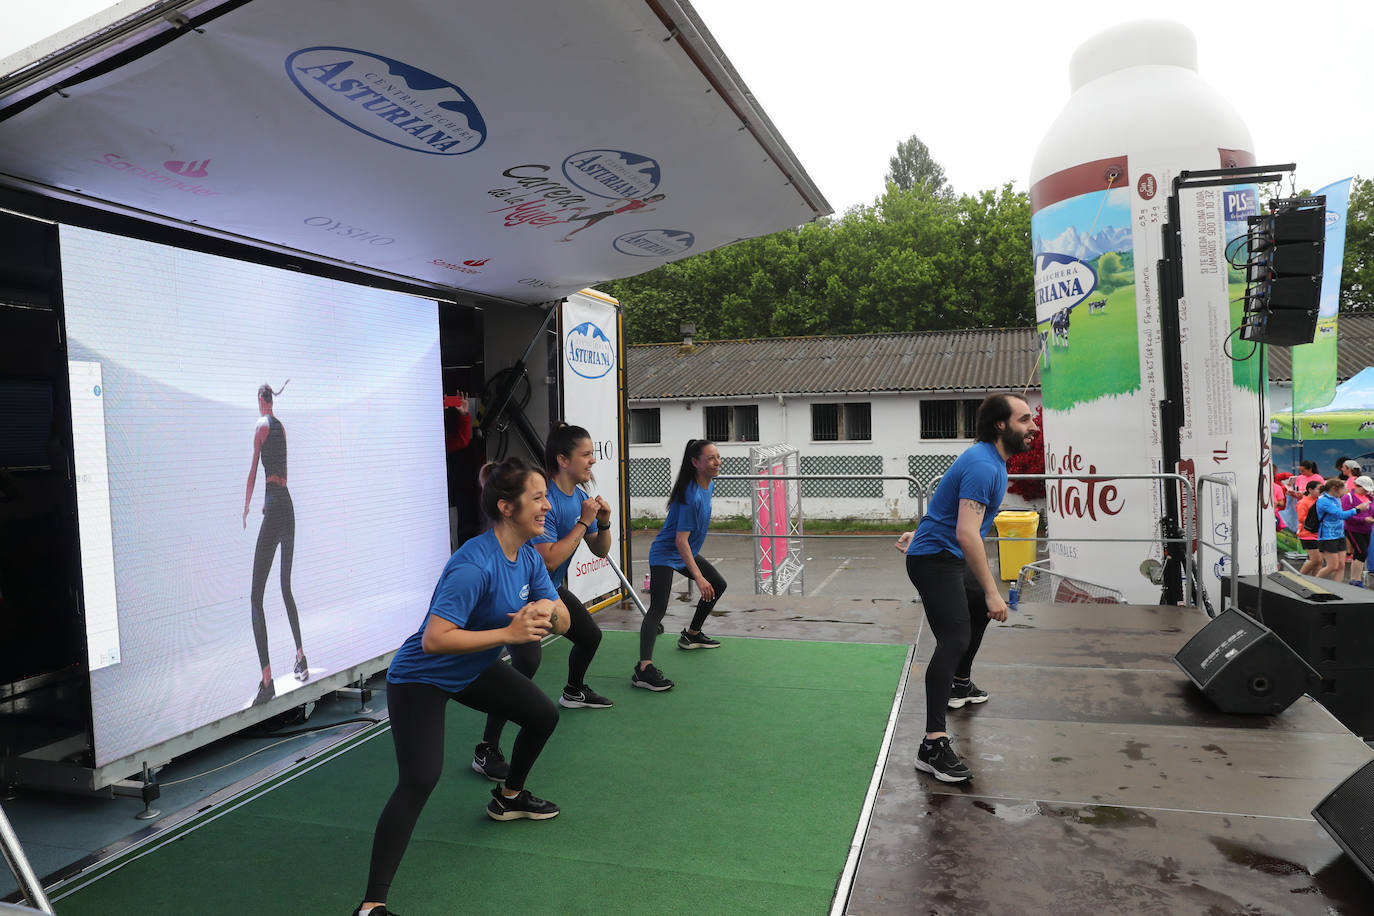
[520,584,530,600]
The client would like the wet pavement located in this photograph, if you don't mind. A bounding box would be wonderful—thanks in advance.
[597,584,1374,914]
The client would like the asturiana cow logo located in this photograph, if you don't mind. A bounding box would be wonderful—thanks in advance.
[613,229,694,258]
[562,150,661,200]
[1033,252,1097,318]
[566,322,615,379]
[285,48,486,155]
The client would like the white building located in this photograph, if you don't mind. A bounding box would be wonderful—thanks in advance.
[626,329,1044,520]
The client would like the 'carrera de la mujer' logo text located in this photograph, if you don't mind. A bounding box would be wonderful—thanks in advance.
[286,48,486,155]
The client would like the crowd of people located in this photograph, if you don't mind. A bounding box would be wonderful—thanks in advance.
[1280,456,1374,584]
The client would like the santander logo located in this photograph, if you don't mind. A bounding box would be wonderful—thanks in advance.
[432,257,489,275]
[89,153,222,196]
[164,159,210,178]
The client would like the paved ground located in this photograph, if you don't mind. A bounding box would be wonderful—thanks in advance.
[622,528,1021,605]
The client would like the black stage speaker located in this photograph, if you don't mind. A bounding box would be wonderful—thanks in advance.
[1173,607,1316,715]
[1227,573,1374,737]
[1312,758,1374,884]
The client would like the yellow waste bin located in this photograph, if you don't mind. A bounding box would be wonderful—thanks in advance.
[993,510,1039,581]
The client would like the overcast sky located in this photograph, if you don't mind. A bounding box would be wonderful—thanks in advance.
[687,0,1373,212]
[6,0,1371,214]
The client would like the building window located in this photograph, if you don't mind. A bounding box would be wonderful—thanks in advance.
[629,408,660,444]
[920,398,982,439]
[811,402,872,441]
[704,404,758,442]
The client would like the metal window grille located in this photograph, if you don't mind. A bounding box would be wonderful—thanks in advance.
[704,405,758,442]
[811,403,839,440]
[920,400,957,439]
[704,405,731,442]
[962,399,980,438]
[844,402,871,441]
[920,398,981,440]
[629,408,660,444]
[734,405,759,442]
[812,402,869,441]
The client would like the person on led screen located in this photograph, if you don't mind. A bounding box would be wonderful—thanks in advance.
[242,381,308,706]
[356,457,570,916]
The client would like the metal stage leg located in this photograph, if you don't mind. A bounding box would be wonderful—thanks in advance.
[110,762,161,820]
[0,801,55,914]
[334,681,373,714]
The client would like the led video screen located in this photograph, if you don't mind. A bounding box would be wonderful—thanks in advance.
[59,225,451,767]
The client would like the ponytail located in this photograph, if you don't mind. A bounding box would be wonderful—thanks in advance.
[668,439,712,507]
[545,422,592,478]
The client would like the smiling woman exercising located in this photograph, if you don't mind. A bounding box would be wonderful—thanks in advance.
[355,457,570,916]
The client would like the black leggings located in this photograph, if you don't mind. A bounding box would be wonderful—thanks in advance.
[251,485,302,670]
[365,664,559,902]
[906,552,992,735]
[482,586,602,746]
[640,557,727,661]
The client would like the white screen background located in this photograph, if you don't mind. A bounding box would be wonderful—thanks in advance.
[59,225,450,766]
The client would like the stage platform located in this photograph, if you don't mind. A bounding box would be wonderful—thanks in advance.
[5,593,1372,913]
[598,595,1374,913]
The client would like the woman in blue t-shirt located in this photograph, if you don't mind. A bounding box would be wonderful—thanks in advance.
[634,439,726,692]
[356,458,570,916]
[1315,478,1371,580]
[471,424,615,781]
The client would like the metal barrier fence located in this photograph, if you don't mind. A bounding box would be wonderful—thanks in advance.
[706,470,1240,615]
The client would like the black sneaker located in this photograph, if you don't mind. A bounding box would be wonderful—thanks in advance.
[559,684,613,709]
[294,653,310,682]
[915,737,972,783]
[947,681,989,709]
[352,905,397,915]
[252,679,275,706]
[471,742,509,782]
[486,786,559,821]
[677,629,721,650]
[630,664,674,691]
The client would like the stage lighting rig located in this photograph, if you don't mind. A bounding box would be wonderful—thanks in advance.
[1238,195,1326,346]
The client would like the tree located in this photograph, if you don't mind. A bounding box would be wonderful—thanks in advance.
[1095,250,1124,296]
[1341,175,1372,311]
[885,134,953,200]
[605,182,1035,344]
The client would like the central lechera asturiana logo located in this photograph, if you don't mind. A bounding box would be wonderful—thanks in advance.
[566,322,615,379]
[285,48,486,155]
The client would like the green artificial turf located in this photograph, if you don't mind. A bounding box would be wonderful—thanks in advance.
[56,632,907,915]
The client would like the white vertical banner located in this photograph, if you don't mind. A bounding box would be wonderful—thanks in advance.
[1177,185,1276,608]
[560,290,624,604]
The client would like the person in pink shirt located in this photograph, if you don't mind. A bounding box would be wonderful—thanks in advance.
[1342,475,1374,583]
[1289,459,1324,501]
[1274,472,1291,531]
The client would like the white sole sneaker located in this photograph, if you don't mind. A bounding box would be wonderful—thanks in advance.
[559,694,614,709]
[914,757,972,783]
[947,689,989,709]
